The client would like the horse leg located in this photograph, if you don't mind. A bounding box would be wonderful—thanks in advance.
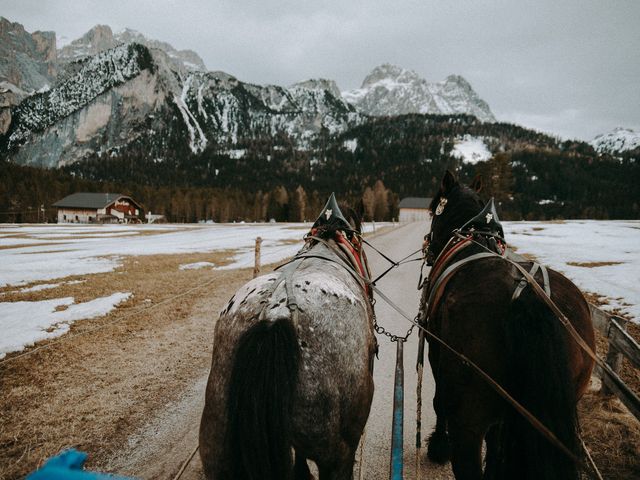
[317,440,357,480]
[483,424,501,480]
[427,400,450,463]
[294,452,314,480]
[448,420,484,480]
[427,344,451,464]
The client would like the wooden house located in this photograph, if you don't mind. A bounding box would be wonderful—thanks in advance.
[53,193,144,224]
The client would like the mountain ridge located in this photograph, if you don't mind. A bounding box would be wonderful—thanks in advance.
[591,127,640,154]
[342,63,495,122]
[0,18,502,169]
[57,24,207,72]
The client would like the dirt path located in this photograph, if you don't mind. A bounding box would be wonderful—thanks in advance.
[357,221,453,479]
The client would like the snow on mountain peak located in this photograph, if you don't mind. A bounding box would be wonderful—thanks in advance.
[591,127,640,154]
[343,64,496,122]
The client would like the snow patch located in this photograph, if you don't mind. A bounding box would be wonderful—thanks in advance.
[504,220,640,322]
[224,149,246,159]
[451,135,492,164]
[0,292,131,359]
[343,139,358,152]
[174,75,207,153]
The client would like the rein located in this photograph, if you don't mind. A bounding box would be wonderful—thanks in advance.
[327,253,594,476]
[456,232,625,404]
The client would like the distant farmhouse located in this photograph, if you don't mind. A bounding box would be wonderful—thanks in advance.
[398,197,432,223]
[53,193,144,224]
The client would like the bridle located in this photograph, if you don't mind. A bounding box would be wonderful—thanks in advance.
[422,193,506,269]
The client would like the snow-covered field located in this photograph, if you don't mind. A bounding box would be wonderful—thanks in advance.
[504,220,640,322]
[0,223,309,287]
[1,220,637,359]
[0,222,385,358]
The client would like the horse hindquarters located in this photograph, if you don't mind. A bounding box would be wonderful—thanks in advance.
[227,318,300,480]
[498,287,579,480]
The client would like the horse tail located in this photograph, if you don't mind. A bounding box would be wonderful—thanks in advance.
[226,318,300,480]
[500,286,580,480]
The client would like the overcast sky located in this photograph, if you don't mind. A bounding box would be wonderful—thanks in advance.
[2,0,639,140]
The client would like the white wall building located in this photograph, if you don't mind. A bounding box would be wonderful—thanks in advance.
[398,197,432,223]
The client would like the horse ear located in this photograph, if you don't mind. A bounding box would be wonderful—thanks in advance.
[441,170,457,193]
[469,175,483,193]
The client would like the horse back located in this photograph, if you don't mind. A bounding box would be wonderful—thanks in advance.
[201,256,376,477]
[430,257,595,398]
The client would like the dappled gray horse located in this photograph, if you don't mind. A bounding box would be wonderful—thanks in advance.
[200,200,376,480]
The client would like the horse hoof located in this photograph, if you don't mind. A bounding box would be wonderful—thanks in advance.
[426,431,451,464]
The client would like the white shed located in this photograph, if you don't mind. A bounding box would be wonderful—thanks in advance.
[398,197,432,223]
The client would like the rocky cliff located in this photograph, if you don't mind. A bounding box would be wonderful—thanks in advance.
[58,25,207,72]
[1,41,361,167]
[0,16,57,93]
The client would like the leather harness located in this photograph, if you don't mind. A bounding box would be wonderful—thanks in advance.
[422,232,552,326]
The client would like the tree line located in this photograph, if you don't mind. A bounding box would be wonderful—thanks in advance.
[2,113,638,223]
[0,160,396,223]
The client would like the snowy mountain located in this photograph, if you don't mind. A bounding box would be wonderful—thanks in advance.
[1,18,504,169]
[343,64,495,122]
[1,41,361,167]
[591,127,640,154]
[58,24,207,72]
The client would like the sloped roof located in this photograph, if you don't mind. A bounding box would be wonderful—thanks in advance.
[398,197,432,209]
[52,193,139,209]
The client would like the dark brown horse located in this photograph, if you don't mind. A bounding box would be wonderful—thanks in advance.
[420,171,595,480]
[199,201,376,480]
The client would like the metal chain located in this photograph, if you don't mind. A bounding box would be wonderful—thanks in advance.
[371,297,416,343]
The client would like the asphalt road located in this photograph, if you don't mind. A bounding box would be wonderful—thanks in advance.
[111,221,455,479]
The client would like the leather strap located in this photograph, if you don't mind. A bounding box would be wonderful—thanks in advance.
[426,252,497,316]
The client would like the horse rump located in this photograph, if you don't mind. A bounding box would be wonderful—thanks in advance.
[497,285,580,480]
[226,318,300,480]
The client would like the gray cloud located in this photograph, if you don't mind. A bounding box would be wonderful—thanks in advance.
[2,0,638,140]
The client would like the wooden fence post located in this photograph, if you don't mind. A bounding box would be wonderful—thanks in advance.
[253,237,262,278]
[600,315,628,396]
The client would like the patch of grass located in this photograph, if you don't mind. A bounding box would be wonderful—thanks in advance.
[0,249,265,479]
[0,243,61,251]
[567,261,624,268]
[579,392,640,479]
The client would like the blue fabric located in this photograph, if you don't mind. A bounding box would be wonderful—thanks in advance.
[27,449,134,480]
